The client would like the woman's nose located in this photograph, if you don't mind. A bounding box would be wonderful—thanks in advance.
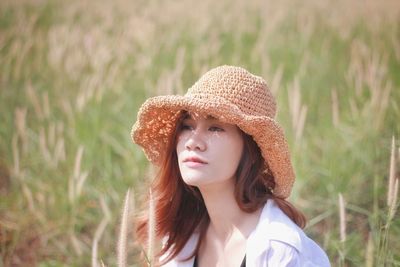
[185,131,206,151]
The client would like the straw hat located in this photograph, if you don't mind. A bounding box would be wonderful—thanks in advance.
[131,65,295,198]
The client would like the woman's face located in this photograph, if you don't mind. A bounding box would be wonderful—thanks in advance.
[176,112,244,188]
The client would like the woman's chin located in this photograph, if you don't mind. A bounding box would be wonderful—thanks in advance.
[181,176,207,187]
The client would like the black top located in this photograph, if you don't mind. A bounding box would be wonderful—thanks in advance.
[193,255,246,267]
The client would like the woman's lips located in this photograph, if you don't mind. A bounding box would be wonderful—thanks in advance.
[183,156,208,167]
[184,161,207,168]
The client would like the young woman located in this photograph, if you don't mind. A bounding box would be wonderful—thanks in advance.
[131,65,330,266]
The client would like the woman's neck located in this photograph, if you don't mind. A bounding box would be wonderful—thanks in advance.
[198,180,261,242]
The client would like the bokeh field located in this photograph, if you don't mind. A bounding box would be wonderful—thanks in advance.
[1,0,400,266]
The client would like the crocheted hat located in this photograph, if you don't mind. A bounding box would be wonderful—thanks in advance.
[131,65,295,198]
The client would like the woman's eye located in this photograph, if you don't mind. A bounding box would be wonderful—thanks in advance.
[209,126,224,132]
[180,124,193,131]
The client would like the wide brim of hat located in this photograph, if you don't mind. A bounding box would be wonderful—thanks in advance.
[131,94,295,198]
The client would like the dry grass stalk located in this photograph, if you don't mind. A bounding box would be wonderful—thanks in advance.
[251,32,268,69]
[117,189,133,267]
[331,88,339,127]
[41,122,66,167]
[48,123,56,148]
[147,189,156,267]
[388,178,399,221]
[387,136,396,206]
[21,175,35,214]
[73,145,84,182]
[12,134,20,177]
[42,91,50,119]
[392,34,400,62]
[26,82,43,120]
[15,107,27,153]
[76,170,89,199]
[39,127,51,163]
[54,137,66,166]
[372,81,391,131]
[298,52,310,78]
[370,60,390,126]
[76,86,92,112]
[288,77,308,142]
[92,243,99,267]
[70,232,84,256]
[173,47,186,94]
[366,232,374,267]
[288,77,301,123]
[92,196,111,267]
[60,98,74,122]
[155,48,185,96]
[296,106,307,143]
[338,193,346,243]
[155,70,175,96]
[348,97,359,119]
[345,42,363,97]
[68,146,88,204]
[348,40,392,130]
[270,64,283,96]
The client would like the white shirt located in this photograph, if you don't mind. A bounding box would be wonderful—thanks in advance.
[162,200,331,267]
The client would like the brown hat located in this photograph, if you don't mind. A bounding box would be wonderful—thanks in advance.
[131,65,295,198]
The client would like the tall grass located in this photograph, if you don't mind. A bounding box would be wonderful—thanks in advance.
[0,0,399,265]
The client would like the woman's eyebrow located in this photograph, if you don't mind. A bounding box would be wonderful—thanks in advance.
[181,112,191,120]
[206,115,218,121]
[182,114,189,120]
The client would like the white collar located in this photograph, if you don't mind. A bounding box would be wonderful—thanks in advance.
[171,199,303,265]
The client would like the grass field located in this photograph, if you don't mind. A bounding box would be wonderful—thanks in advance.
[0,0,399,266]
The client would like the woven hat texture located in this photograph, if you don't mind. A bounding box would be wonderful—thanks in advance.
[131,65,295,198]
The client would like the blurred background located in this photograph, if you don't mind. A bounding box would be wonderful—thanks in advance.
[0,0,399,266]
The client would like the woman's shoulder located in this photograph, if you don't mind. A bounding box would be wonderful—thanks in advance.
[249,200,303,249]
[247,200,331,266]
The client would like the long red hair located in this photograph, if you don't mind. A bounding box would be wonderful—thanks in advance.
[135,111,306,265]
